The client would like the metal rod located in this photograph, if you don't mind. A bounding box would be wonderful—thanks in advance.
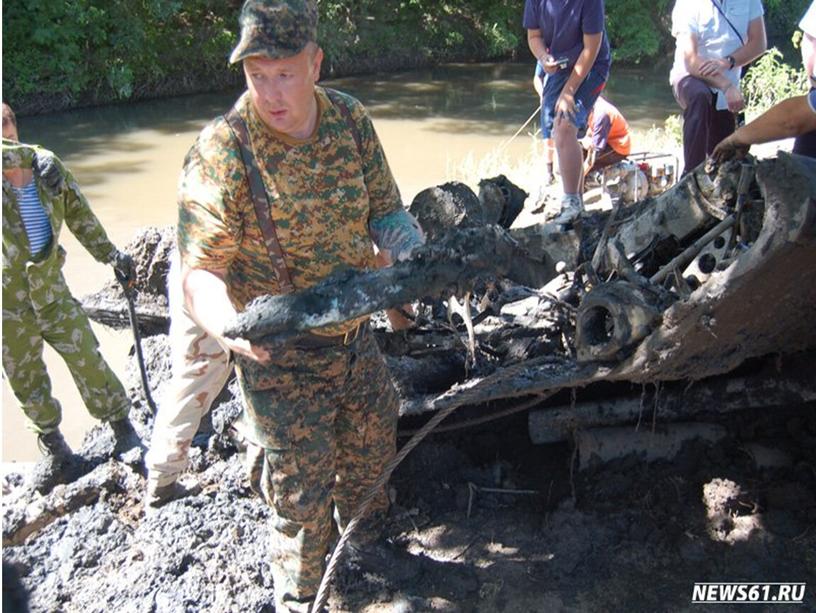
[496,104,542,153]
[650,216,736,284]
[116,271,158,416]
[726,163,754,255]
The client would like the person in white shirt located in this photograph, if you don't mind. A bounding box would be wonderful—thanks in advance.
[793,1,816,157]
[669,0,767,174]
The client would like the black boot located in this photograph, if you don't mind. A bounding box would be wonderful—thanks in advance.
[109,417,145,463]
[30,429,75,494]
[38,429,72,458]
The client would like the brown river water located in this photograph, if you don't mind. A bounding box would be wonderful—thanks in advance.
[2,62,676,461]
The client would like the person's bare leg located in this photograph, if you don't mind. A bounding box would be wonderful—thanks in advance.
[553,120,582,195]
[545,137,556,184]
[551,118,585,222]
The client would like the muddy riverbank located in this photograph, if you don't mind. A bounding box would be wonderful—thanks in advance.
[4,370,814,611]
[4,157,816,610]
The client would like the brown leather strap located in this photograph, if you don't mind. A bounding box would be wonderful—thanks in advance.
[224,107,295,294]
[325,88,363,157]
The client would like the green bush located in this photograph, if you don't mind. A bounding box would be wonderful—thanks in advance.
[317,0,520,71]
[742,47,808,119]
[663,114,683,146]
[606,0,673,63]
[763,0,810,40]
[3,0,239,113]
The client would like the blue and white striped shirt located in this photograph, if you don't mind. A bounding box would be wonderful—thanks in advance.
[12,179,53,256]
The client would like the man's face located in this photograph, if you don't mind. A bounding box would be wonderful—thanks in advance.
[243,46,323,138]
[2,112,19,141]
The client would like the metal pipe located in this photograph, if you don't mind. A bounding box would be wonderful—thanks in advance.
[650,216,736,284]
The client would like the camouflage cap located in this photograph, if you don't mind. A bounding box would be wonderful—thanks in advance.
[229,0,318,64]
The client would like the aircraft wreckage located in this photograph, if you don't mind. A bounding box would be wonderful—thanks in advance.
[81,152,816,439]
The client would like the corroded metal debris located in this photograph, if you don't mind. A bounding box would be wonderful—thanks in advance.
[81,156,816,410]
[225,224,550,343]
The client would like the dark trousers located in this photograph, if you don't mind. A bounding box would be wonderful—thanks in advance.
[793,130,816,158]
[674,76,735,175]
[793,89,816,158]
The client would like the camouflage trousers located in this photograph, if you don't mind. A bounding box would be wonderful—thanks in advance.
[238,329,399,613]
[145,253,233,488]
[2,282,130,434]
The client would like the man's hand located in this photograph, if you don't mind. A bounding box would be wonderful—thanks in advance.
[699,57,729,77]
[112,250,137,288]
[32,150,64,196]
[182,265,272,364]
[724,84,745,113]
[223,336,271,364]
[712,133,750,164]
[555,91,577,125]
[541,55,561,75]
[369,209,425,265]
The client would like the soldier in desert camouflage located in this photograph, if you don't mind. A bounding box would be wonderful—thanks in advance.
[2,103,143,493]
[173,1,424,609]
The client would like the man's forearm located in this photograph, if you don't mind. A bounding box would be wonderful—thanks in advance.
[681,33,735,92]
[730,38,765,68]
[686,51,733,90]
[584,148,597,173]
[182,265,237,340]
[2,139,36,169]
[695,69,734,92]
[731,18,767,67]
[527,30,549,63]
[732,95,816,146]
[181,264,271,363]
[563,34,602,96]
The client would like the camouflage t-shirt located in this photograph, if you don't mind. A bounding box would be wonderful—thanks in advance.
[3,141,119,272]
[177,87,403,333]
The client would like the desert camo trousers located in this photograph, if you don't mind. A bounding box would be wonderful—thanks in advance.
[240,331,399,613]
[2,279,130,434]
[144,253,232,488]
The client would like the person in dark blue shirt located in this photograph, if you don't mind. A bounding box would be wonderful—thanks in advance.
[523,0,611,223]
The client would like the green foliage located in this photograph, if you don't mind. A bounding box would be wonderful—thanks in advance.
[316,0,520,70]
[763,0,809,38]
[5,0,812,114]
[742,47,808,119]
[3,0,238,112]
[606,0,672,63]
[604,0,810,67]
[663,114,683,146]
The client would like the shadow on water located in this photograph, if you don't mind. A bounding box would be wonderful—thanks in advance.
[21,90,242,160]
[20,62,679,173]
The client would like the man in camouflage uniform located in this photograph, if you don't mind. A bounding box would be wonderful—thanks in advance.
[176,1,425,609]
[144,248,411,513]
[2,103,142,491]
